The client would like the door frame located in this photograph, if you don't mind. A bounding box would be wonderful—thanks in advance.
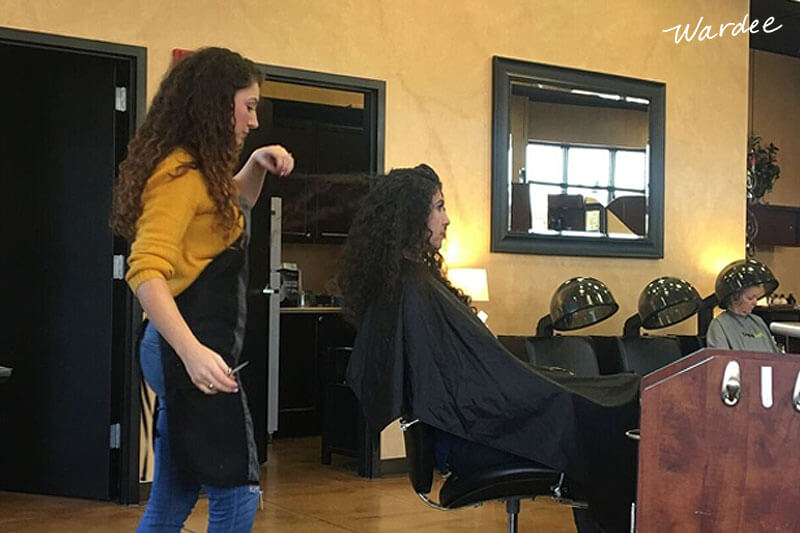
[255,64,385,477]
[260,64,385,176]
[0,26,146,504]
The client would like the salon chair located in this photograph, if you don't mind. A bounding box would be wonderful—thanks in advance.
[498,336,600,377]
[614,336,683,376]
[588,336,625,375]
[592,335,703,374]
[521,336,600,377]
[400,416,583,533]
[497,335,529,362]
[405,335,596,532]
[669,334,705,356]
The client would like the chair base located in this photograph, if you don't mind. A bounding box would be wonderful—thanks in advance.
[506,498,520,533]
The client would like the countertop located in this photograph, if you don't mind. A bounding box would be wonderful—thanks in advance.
[280,306,343,314]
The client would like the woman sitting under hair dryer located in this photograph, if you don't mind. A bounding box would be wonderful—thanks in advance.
[706,259,780,353]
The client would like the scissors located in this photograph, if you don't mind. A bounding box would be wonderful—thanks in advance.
[227,360,250,376]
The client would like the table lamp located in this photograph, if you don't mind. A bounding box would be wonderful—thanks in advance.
[448,268,490,322]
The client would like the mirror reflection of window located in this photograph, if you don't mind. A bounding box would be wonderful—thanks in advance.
[527,144,562,182]
[615,150,647,191]
[567,147,609,189]
[523,142,647,236]
[508,80,651,238]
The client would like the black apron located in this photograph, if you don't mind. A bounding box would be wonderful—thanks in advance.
[158,204,259,486]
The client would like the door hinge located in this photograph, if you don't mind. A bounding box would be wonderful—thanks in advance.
[110,423,121,449]
[113,255,126,280]
[115,87,127,112]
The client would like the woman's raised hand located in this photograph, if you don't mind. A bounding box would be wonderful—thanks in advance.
[250,145,294,177]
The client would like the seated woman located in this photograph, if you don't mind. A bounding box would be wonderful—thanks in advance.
[706,262,780,353]
[340,164,640,533]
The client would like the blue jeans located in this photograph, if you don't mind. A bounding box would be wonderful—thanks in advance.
[138,322,260,533]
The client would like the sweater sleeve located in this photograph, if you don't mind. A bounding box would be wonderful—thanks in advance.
[125,164,205,294]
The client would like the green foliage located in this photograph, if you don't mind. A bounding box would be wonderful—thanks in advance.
[748,135,780,201]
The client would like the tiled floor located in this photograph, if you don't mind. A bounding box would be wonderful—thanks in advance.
[0,437,578,532]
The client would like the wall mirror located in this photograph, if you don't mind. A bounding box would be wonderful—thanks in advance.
[491,56,665,258]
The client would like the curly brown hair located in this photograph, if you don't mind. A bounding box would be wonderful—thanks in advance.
[110,47,263,240]
[339,164,471,325]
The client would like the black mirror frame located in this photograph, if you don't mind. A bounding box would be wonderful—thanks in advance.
[491,56,666,258]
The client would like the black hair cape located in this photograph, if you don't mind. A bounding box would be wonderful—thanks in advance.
[346,262,640,532]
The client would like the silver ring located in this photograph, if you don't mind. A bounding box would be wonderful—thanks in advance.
[208,383,214,390]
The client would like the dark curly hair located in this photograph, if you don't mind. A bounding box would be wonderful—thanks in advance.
[340,164,471,325]
[110,47,263,240]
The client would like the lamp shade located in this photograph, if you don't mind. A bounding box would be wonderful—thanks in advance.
[715,259,778,309]
[448,268,489,302]
[638,276,701,329]
[550,277,618,331]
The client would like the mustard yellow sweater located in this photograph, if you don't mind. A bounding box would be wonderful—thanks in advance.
[126,149,243,296]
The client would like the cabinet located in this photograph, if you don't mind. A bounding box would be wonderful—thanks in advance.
[313,174,370,241]
[264,173,368,243]
[749,204,800,246]
[273,176,313,240]
[264,98,371,244]
[276,310,356,437]
[276,312,319,437]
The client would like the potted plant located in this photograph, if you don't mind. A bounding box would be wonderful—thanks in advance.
[747,135,780,203]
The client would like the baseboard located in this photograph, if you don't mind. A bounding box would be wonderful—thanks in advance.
[379,457,408,475]
[138,481,151,502]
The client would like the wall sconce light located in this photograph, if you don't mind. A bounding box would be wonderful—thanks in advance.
[537,277,619,336]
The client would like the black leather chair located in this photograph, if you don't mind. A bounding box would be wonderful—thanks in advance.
[668,334,705,356]
[498,335,601,377]
[400,336,596,531]
[523,336,600,377]
[614,336,684,375]
[589,335,625,374]
[400,417,583,533]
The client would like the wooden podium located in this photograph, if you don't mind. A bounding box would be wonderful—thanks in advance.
[636,348,800,532]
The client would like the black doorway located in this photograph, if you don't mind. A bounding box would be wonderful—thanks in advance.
[0,28,145,503]
[237,65,384,466]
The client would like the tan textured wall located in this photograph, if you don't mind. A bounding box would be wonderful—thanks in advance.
[282,243,342,295]
[1,0,751,458]
[751,50,800,298]
[1,0,750,335]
